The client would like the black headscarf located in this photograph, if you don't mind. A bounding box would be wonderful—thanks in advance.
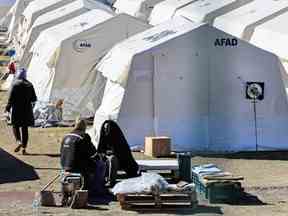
[98,120,138,177]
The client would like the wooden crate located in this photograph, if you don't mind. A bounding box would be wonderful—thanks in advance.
[144,136,171,157]
[117,190,197,210]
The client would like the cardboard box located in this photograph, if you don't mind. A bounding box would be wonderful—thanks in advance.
[144,136,171,157]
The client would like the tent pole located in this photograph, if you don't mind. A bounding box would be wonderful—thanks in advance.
[253,99,258,152]
[152,56,156,136]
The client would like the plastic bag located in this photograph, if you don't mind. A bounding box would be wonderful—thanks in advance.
[112,173,169,195]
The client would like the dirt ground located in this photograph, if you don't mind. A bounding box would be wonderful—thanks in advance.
[0,88,288,215]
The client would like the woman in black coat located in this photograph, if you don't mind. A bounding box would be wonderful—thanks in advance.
[97,120,139,178]
[5,68,37,155]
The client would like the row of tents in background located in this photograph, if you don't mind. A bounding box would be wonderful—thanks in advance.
[0,0,288,153]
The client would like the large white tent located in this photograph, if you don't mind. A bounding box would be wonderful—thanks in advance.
[0,0,15,19]
[27,11,150,120]
[16,0,75,47]
[214,0,288,41]
[113,0,166,22]
[19,0,112,67]
[0,0,34,42]
[250,12,288,75]
[148,0,198,26]
[174,0,252,25]
[0,4,14,30]
[90,17,288,152]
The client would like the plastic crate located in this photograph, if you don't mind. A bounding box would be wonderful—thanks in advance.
[191,172,243,204]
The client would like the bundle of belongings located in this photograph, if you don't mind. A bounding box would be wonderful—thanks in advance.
[112,173,169,195]
[112,172,195,194]
[111,172,197,209]
[33,99,66,128]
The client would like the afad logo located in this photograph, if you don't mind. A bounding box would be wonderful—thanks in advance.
[73,40,92,53]
[214,38,238,47]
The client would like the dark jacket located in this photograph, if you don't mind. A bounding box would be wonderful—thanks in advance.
[60,130,97,174]
[5,78,37,127]
[98,120,139,177]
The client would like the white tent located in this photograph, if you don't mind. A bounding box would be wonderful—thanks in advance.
[148,0,198,26]
[90,17,288,152]
[0,0,15,19]
[214,0,288,41]
[250,12,288,75]
[0,4,14,28]
[16,0,75,47]
[27,11,150,120]
[0,0,34,43]
[0,5,11,20]
[174,0,252,25]
[113,0,166,22]
[19,0,112,67]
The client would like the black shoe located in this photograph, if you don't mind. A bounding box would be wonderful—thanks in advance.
[22,149,27,155]
[14,143,23,153]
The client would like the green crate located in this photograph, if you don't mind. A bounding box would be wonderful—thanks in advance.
[206,182,242,203]
[191,172,243,204]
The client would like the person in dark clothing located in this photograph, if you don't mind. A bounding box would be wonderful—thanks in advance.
[60,119,100,190]
[60,119,97,174]
[97,120,139,178]
[5,68,37,155]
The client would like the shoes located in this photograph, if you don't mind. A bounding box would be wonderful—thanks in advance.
[22,149,27,155]
[14,142,23,153]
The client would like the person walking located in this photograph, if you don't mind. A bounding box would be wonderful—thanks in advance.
[5,68,37,155]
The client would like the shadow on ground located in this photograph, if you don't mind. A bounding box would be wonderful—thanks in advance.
[195,151,288,160]
[33,167,60,170]
[235,192,267,206]
[129,205,223,215]
[206,192,268,206]
[0,148,39,184]
[137,151,288,161]
[23,153,60,157]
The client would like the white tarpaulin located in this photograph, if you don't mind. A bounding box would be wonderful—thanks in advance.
[16,0,75,52]
[19,0,112,67]
[214,0,288,41]
[90,17,288,152]
[27,11,150,120]
[174,0,252,24]
[251,12,288,75]
[148,0,197,26]
[113,0,166,21]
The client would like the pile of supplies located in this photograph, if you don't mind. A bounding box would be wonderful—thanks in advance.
[112,173,197,209]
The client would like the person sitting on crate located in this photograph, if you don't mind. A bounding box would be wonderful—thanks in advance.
[60,118,107,198]
[97,120,139,186]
